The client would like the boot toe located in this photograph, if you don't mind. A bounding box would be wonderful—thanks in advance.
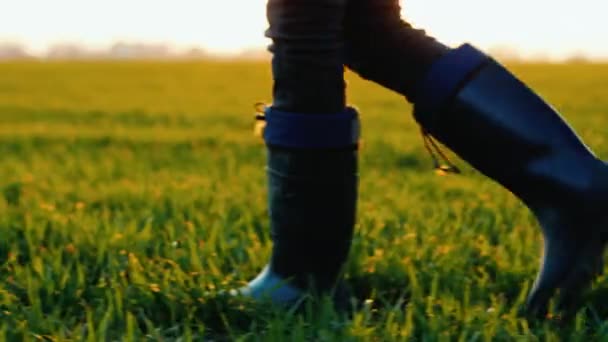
[526,231,606,317]
[231,265,304,305]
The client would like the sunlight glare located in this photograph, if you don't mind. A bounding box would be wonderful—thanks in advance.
[1,0,606,59]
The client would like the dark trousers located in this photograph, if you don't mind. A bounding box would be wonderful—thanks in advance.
[266,0,449,114]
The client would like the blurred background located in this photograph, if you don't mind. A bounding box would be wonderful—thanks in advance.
[1,0,607,61]
[2,1,608,340]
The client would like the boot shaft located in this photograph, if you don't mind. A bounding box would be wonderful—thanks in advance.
[414,45,608,213]
[263,106,361,292]
[267,147,358,290]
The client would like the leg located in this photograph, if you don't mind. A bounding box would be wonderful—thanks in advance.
[345,0,608,315]
[236,0,359,305]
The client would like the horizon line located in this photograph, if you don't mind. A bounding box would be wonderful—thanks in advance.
[1,40,607,63]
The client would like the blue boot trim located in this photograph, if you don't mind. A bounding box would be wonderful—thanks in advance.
[233,265,303,305]
[414,43,489,126]
[263,107,360,149]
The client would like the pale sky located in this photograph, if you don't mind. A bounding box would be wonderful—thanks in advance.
[1,0,607,59]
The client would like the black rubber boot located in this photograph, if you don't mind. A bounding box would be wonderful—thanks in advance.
[413,44,608,316]
[235,107,360,306]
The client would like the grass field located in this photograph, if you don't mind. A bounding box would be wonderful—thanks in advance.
[1,60,608,341]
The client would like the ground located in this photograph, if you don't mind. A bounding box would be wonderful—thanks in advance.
[1,60,608,340]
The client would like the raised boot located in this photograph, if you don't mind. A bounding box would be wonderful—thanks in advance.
[413,44,608,315]
[234,106,360,306]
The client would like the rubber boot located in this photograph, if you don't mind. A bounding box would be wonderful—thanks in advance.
[234,106,360,306]
[413,44,608,316]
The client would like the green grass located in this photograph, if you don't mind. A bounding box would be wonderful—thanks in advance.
[1,60,608,341]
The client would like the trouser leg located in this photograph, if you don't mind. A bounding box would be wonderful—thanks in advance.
[266,0,348,113]
[344,0,448,102]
